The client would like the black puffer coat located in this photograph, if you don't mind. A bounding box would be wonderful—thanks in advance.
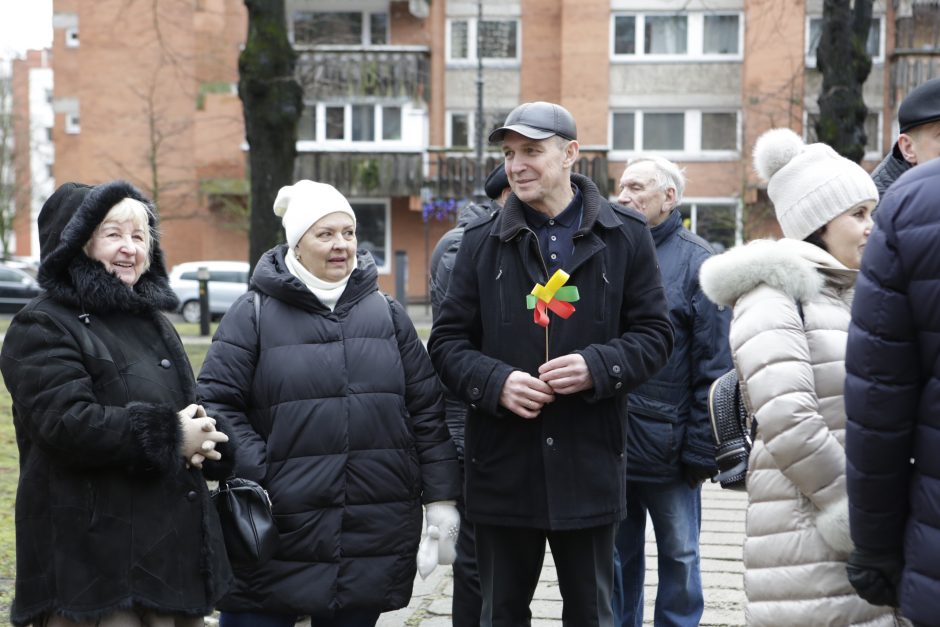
[196,246,459,615]
[0,181,235,627]
[846,157,940,624]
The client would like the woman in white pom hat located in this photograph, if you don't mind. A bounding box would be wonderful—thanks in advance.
[699,131,908,626]
[196,180,460,627]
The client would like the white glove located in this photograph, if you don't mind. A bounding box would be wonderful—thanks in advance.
[416,500,460,579]
[178,404,228,468]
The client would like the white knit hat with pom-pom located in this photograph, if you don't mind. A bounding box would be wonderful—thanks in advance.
[273,180,356,250]
[753,128,877,240]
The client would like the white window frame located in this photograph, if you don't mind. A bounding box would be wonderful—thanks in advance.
[64,113,81,135]
[350,198,391,274]
[803,109,883,161]
[805,15,884,67]
[609,110,741,160]
[680,197,744,249]
[610,12,743,62]
[65,26,80,48]
[445,17,521,67]
[291,9,389,47]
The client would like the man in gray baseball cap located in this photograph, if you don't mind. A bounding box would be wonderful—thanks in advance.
[871,77,940,199]
[488,101,578,143]
[429,101,673,626]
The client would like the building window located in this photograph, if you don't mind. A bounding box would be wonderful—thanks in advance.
[645,16,687,54]
[678,200,741,251]
[382,106,402,141]
[448,112,471,147]
[805,111,882,159]
[298,104,317,141]
[703,15,740,55]
[611,110,740,157]
[65,113,81,135]
[293,11,389,46]
[446,18,520,63]
[643,113,685,150]
[351,200,389,271]
[612,13,741,60]
[701,112,738,151]
[351,104,375,141]
[65,27,80,48]
[806,16,883,66]
[325,106,345,140]
[446,110,510,149]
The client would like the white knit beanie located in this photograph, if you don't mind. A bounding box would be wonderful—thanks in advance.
[273,180,356,249]
[753,128,878,240]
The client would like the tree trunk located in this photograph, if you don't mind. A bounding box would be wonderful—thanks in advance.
[815,0,874,163]
[238,0,304,270]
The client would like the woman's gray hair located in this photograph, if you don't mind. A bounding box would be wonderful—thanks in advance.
[627,155,687,205]
[83,197,156,273]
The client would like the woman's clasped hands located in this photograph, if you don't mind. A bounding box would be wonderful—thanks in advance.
[177,403,229,469]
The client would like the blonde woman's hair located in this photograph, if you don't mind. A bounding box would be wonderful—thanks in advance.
[83,197,156,274]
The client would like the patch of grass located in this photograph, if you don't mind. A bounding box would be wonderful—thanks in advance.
[173,322,220,338]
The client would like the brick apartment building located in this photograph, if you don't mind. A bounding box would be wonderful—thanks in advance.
[11,0,940,300]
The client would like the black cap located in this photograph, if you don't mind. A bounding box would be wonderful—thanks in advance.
[891,77,940,159]
[483,162,509,200]
[488,101,578,143]
[898,77,940,134]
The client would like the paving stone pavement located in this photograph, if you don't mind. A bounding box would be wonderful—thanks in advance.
[374,482,748,626]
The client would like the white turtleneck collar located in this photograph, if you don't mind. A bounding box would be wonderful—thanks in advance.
[285,250,354,311]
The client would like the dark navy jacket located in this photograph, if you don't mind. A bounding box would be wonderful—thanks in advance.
[627,210,732,482]
[429,173,673,530]
[845,157,940,625]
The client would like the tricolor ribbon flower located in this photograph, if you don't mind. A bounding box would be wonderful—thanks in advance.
[526,269,580,328]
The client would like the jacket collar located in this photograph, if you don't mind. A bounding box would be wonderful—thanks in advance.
[649,209,681,246]
[495,173,619,241]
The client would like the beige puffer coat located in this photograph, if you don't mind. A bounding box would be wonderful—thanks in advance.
[700,239,906,627]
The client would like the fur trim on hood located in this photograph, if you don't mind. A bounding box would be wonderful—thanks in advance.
[700,239,855,308]
[37,180,178,314]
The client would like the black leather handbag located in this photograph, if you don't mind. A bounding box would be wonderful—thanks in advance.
[212,477,279,567]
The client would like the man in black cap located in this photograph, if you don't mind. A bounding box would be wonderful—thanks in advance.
[429,101,673,626]
[871,77,940,199]
[428,162,510,627]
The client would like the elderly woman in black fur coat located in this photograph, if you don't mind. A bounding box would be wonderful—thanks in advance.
[0,180,235,627]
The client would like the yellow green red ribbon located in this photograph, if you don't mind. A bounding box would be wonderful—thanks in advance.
[526,269,580,327]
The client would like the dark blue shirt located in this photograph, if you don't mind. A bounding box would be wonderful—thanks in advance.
[522,186,583,274]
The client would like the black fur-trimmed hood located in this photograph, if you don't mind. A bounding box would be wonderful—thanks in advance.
[37,180,178,314]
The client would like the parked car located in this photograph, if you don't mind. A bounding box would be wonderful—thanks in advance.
[0,261,42,313]
[168,260,249,323]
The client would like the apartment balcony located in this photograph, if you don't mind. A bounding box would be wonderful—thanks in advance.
[294,151,424,197]
[295,46,430,102]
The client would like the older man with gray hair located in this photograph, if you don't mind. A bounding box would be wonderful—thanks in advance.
[613,156,732,627]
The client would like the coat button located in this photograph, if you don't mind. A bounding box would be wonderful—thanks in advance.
[186,491,197,501]
[615,382,623,390]
[612,365,621,374]
[470,387,481,398]
[160,359,171,369]
[546,437,554,446]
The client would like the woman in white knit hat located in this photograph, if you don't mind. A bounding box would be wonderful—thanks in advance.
[699,130,909,626]
[196,180,460,627]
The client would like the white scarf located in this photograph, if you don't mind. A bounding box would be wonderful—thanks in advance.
[286,250,354,311]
